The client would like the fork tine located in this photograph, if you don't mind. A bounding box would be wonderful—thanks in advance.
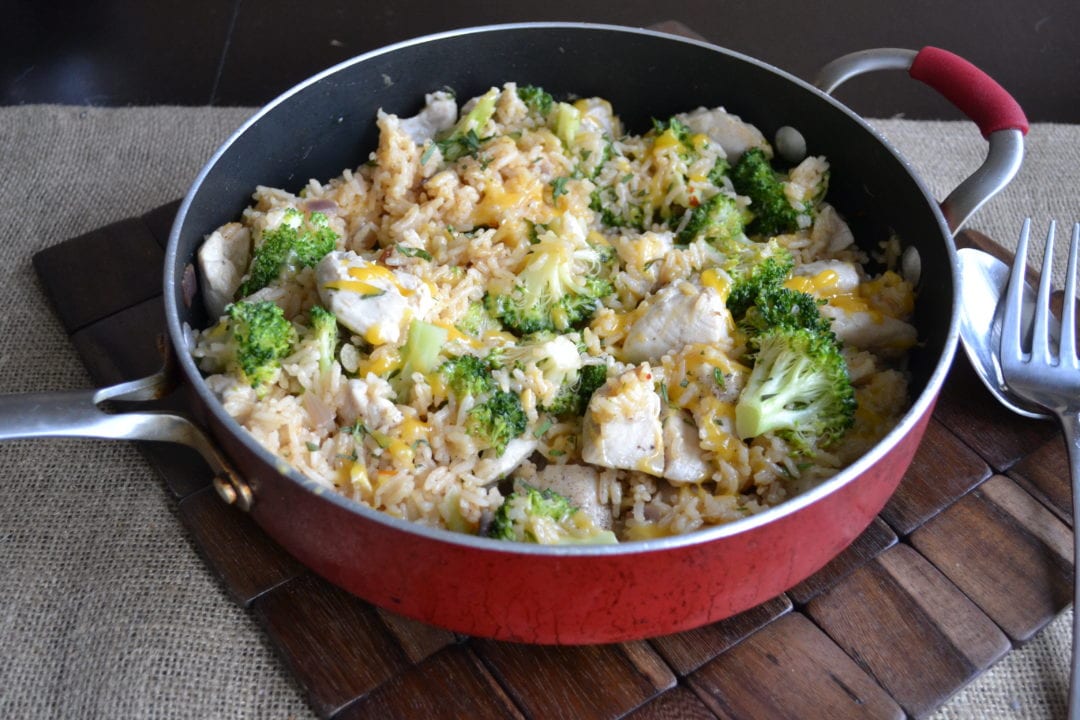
[1031,221,1057,363]
[1062,223,1080,369]
[1001,218,1031,363]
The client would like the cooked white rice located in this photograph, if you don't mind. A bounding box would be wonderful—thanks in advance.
[191,83,918,542]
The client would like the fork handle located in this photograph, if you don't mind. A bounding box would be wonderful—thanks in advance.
[1062,410,1080,720]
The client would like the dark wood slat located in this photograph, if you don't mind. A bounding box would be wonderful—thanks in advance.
[374,607,458,664]
[471,638,675,720]
[69,295,167,385]
[933,353,1059,473]
[136,427,217,499]
[787,518,897,605]
[142,199,182,249]
[178,485,304,606]
[879,418,992,536]
[32,216,164,333]
[650,595,791,677]
[689,613,903,720]
[334,644,523,720]
[1010,432,1074,525]
[624,686,719,720]
[806,544,1010,718]
[910,474,1073,643]
[622,640,682,692]
[68,294,213,497]
[253,573,412,718]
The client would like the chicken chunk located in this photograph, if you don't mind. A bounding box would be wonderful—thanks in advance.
[791,260,862,294]
[820,305,917,357]
[676,106,771,162]
[397,91,457,145]
[198,222,251,319]
[339,376,403,433]
[582,365,664,476]
[622,282,732,364]
[315,250,434,346]
[530,464,613,530]
[811,204,855,253]
[611,230,674,271]
[474,438,538,484]
[662,409,709,485]
[576,97,620,137]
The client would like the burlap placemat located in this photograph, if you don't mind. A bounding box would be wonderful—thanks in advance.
[1,104,1077,718]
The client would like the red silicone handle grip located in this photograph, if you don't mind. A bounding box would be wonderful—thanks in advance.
[909,46,1029,138]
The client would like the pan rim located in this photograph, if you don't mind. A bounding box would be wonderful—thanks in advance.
[165,20,960,558]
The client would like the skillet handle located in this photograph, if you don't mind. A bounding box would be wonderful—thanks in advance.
[0,371,251,510]
[814,46,1028,234]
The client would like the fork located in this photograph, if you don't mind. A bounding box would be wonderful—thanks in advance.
[999,218,1080,718]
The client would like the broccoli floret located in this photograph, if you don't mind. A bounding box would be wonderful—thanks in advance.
[517,85,554,117]
[543,362,609,416]
[440,354,496,398]
[739,284,833,340]
[454,301,501,337]
[484,231,613,335]
[222,301,296,392]
[391,319,448,400]
[731,148,801,237]
[676,192,747,246]
[487,484,617,544]
[467,389,527,456]
[715,239,830,339]
[734,326,856,452]
[436,87,498,162]
[308,305,338,376]
[577,363,610,404]
[439,352,524,454]
[501,335,597,416]
[589,187,646,231]
[238,209,337,297]
[707,156,730,186]
[723,243,796,318]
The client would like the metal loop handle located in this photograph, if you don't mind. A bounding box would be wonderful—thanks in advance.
[815,47,1026,234]
[0,370,244,501]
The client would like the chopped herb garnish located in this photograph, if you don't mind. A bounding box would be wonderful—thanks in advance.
[550,176,569,199]
[713,368,726,389]
[420,143,437,165]
[396,244,433,261]
[533,418,555,438]
[305,441,320,452]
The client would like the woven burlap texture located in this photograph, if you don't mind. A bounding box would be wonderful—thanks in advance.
[0,105,1077,719]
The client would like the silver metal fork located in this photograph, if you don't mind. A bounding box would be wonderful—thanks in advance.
[999,219,1080,718]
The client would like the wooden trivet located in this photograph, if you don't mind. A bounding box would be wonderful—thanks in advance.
[33,203,1075,719]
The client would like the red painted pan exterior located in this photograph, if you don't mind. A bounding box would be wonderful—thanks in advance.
[210,398,933,643]
[167,25,976,645]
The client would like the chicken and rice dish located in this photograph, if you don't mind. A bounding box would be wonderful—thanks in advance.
[190,83,917,544]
